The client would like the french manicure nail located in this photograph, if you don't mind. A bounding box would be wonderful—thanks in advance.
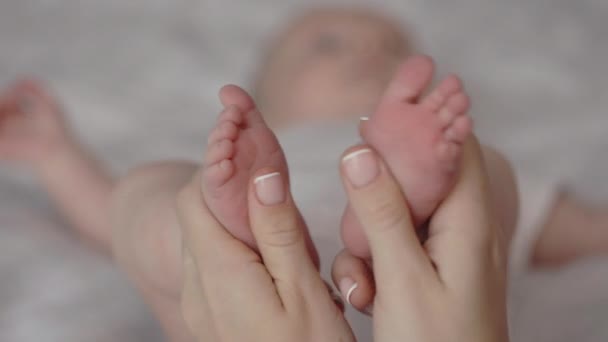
[342,149,379,188]
[254,172,285,206]
[339,278,358,306]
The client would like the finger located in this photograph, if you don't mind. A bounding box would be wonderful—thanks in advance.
[426,137,507,289]
[180,247,215,339]
[340,146,435,286]
[324,280,346,313]
[176,172,283,312]
[248,168,319,287]
[176,171,259,276]
[331,249,375,314]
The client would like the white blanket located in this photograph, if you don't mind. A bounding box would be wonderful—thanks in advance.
[1,0,607,341]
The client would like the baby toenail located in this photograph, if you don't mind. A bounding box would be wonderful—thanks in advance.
[254,172,285,206]
[342,149,379,188]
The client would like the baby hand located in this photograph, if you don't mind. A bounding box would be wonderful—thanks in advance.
[0,79,71,166]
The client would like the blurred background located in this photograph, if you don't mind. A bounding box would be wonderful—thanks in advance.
[1,0,607,341]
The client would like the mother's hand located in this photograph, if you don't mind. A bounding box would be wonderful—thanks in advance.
[176,167,355,342]
[333,138,509,342]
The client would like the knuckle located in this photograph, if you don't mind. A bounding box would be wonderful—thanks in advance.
[367,197,410,233]
[260,212,303,248]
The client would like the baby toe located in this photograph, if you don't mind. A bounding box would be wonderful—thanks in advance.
[204,139,235,166]
[217,105,244,125]
[203,159,235,188]
[445,115,473,144]
[207,120,239,145]
[421,75,463,111]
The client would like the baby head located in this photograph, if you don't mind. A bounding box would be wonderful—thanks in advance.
[254,8,412,128]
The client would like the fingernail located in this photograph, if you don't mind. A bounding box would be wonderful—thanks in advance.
[342,149,379,188]
[254,172,285,206]
[339,278,358,306]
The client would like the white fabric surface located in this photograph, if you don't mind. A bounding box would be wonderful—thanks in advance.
[1,0,607,341]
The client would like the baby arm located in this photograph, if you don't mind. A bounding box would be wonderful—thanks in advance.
[0,80,114,250]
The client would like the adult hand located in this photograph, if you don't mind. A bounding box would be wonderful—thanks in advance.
[176,167,355,342]
[333,137,509,342]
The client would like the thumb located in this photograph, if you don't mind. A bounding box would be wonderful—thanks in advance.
[331,249,375,314]
[248,168,319,287]
[340,146,435,290]
[426,137,507,290]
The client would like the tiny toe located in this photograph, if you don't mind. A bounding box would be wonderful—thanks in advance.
[445,115,473,144]
[435,75,463,97]
[207,120,239,145]
[421,75,463,111]
[243,108,267,126]
[437,108,458,128]
[381,55,435,104]
[204,159,235,187]
[436,142,462,166]
[217,105,244,125]
[219,85,256,112]
[436,93,470,129]
[204,139,235,166]
[444,93,471,117]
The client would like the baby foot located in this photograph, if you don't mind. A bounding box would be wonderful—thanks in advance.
[0,79,70,165]
[342,56,473,258]
[202,85,291,249]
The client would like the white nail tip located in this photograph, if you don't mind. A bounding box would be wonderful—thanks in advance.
[342,149,372,162]
[254,172,281,184]
[360,116,370,121]
[345,283,359,306]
